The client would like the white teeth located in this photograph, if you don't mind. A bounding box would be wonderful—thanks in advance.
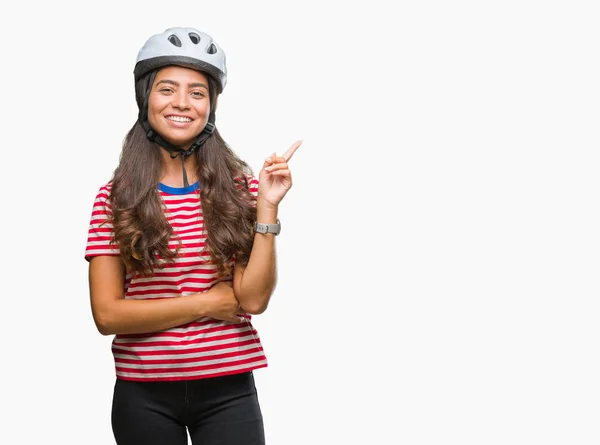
[167,116,192,123]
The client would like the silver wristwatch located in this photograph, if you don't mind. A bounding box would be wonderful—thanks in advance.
[254,219,281,235]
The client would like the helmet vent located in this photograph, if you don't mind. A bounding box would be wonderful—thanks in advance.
[207,43,217,54]
[168,34,182,47]
[188,33,201,44]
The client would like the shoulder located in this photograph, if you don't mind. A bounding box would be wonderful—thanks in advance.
[91,181,114,209]
[233,173,258,190]
[245,174,259,191]
[97,181,113,196]
[239,174,258,197]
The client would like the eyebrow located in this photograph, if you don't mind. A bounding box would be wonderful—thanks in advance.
[156,79,209,89]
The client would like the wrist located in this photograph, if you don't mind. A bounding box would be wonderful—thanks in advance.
[254,218,281,236]
[256,200,278,223]
[189,293,208,318]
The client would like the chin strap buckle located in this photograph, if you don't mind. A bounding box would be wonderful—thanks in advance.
[203,122,215,135]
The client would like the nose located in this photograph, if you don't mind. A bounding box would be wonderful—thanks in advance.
[172,91,191,110]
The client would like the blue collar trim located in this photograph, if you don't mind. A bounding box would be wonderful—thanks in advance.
[157,181,200,194]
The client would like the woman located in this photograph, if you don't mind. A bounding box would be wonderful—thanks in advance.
[85,26,300,445]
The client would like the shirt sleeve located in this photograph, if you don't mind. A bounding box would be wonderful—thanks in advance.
[247,174,259,199]
[84,183,120,262]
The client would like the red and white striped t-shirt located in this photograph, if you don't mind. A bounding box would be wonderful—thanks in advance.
[84,179,268,382]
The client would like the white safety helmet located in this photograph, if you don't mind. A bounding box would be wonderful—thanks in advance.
[134,27,227,93]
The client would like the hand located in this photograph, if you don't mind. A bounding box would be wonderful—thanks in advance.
[258,140,302,209]
[203,281,245,324]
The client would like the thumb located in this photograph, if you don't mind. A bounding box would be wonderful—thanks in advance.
[263,152,277,168]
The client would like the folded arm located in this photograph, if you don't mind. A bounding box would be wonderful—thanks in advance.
[88,256,241,335]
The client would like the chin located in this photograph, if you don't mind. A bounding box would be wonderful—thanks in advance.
[165,138,195,149]
[159,131,198,147]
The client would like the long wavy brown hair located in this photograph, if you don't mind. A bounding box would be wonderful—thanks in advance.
[108,69,257,278]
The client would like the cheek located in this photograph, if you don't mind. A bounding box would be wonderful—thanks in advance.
[147,95,166,124]
[148,110,158,127]
[148,111,164,130]
[195,100,211,117]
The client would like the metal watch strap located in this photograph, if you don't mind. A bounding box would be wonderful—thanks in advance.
[254,219,281,235]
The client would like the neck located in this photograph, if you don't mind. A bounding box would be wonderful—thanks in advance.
[159,147,199,187]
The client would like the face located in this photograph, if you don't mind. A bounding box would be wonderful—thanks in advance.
[148,66,211,149]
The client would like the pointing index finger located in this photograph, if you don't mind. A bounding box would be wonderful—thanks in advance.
[282,140,302,162]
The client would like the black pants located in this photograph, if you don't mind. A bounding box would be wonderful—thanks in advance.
[111,372,265,445]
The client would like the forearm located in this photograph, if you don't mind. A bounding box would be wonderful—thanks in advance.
[235,205,278,314]
[95,293,208,336]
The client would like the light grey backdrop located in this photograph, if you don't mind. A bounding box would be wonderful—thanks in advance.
[1,0,598,444]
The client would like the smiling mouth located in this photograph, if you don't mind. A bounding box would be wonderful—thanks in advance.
[166,116,193,123]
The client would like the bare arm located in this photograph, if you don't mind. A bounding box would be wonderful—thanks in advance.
[233,140,301,314]
[234,203,278,314]
[89,256,242,335]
